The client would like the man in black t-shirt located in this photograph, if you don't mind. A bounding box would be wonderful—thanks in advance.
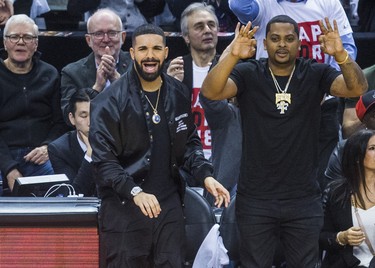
[202,15,368,268]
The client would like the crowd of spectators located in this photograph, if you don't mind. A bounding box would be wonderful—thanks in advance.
[0,0,374,267]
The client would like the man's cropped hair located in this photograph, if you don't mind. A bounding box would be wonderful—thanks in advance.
[132,23,166,46]
[266,15,299,36]
[68,88,91,115]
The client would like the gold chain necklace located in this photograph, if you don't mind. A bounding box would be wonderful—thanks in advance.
[269,65,295,115]
[144,80,163,124]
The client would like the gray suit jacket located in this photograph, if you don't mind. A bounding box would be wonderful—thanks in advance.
[60,50,132,123]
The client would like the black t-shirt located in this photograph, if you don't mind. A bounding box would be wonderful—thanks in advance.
[142,88,177,202]
[230,58,340,199]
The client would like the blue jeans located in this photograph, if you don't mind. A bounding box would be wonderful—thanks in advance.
[0,147,54,195]
[236,194,323,268]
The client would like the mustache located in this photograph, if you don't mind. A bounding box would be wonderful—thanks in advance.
[141,58,160,64]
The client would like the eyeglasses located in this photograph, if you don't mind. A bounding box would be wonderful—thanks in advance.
[5,34,37,44]
[87,31,122,40]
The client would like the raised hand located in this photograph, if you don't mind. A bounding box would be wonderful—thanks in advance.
[101,46,120,82]
[0,0,13,26]
[94,46,120,92]
[167,56,184,82]
[230,21,259,60]
[318,18,345,58]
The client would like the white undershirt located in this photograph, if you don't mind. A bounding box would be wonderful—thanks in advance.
[192,62,210,88]
[192,62,211,160]
[352,205,375,267]
[76,133,92,163]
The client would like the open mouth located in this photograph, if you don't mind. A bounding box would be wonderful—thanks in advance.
[143,62,159,73]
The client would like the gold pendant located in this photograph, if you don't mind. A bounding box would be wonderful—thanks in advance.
[275,93,291,114]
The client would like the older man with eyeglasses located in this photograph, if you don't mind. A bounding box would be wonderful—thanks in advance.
[0,14,68,195]
[60,8,133,125]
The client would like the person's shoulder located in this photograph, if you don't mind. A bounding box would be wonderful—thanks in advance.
[35,52,58,72]
[234,58,264,72]
[36,59,59,76]
[118,50,132,63]
[163,73,186,88]
[119,50,131,58]
[364,64,375,76]
[49,131,75,151]
[183,54,193,61]
[324,179,348,199]
[62,53,94,72]
[296,57,333,72]
[163,73,190,98]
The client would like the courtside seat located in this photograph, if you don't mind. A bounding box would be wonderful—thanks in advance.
[183,186,216,267]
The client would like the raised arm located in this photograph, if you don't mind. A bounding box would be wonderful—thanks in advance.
[228,0,260,25]
[319,18,368,98]
[201,22,258,100]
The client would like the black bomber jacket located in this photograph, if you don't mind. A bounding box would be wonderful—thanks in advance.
[89,66,213,202]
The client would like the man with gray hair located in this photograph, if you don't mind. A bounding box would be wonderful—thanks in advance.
[60,8,132,124]
[0,14,67,195]
[167,2,241,206]
[167,2,220,161]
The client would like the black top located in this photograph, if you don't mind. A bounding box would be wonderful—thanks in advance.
[230,58,340,200]
[142,89,177,201]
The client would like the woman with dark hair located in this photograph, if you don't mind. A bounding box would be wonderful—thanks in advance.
[320,128,375,268]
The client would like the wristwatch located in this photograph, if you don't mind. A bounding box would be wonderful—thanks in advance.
[131,186,143,197]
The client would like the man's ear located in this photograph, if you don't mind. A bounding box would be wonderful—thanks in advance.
[183,35,189,46]
[68,112,76,127]
[121,31,126,43]
[130,47,135,60]
[85,34,92,48]
[164,46,169,59]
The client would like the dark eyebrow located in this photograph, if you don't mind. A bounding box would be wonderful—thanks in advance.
[137,45,148,50]
[136,45,164,50]
[153,45,163,49]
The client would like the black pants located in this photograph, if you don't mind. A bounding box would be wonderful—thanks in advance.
[236,194,323,268]
[100,193,184,268]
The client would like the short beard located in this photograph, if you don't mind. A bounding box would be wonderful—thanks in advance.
[134,59,165,82]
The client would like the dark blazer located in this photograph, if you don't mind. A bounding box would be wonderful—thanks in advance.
[60,50,132,123]
[179,54,221,92]
[319,182,361,268]
[48,130,96,196]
